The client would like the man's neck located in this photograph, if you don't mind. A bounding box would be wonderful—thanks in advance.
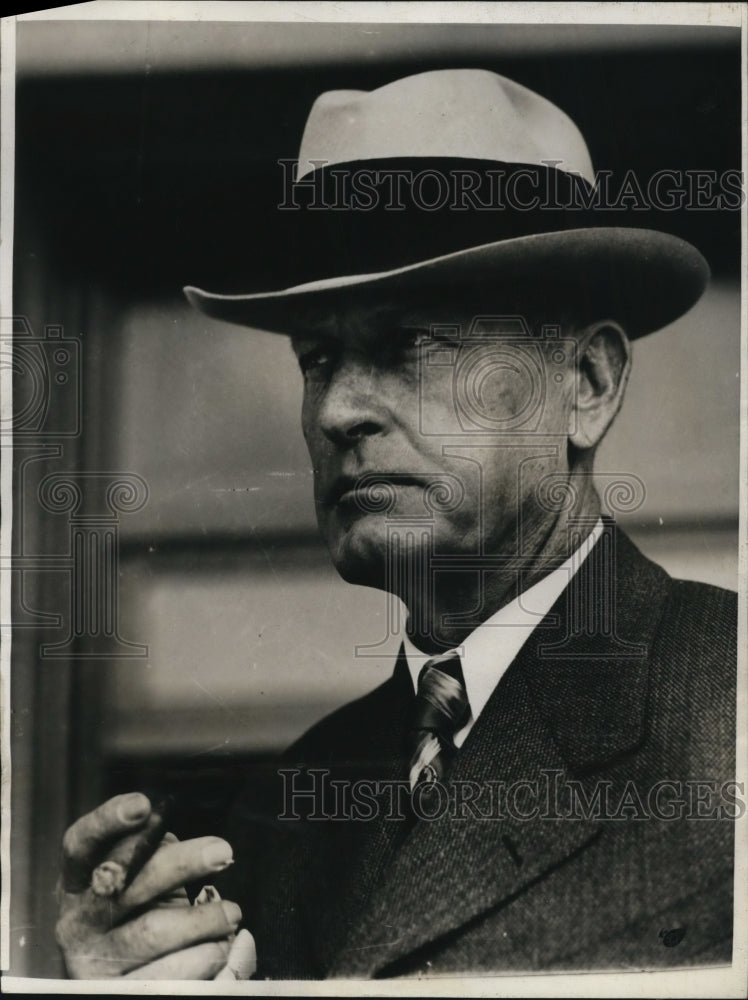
[404,492,602,655]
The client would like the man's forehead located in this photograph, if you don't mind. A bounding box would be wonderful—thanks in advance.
[289,300,558,345]
[290,302,404,342]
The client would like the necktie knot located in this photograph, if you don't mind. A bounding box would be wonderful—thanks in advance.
[408,652,470,790]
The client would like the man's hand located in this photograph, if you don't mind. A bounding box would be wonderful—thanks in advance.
[55,792,257,980]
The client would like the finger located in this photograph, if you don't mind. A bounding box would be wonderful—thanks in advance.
[93,900,241,974]
[214,929,257,980]
[57,837,198,932]
[120,837,233,912]
[155,886,190,908]
[90,808,168,898]
[151,831,188,905]
[57,879,190,933]
[61,793,152,892]
[124,941,230,980]
[56,882,193,952]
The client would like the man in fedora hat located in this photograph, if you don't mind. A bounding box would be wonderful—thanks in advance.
[54,69,736,980]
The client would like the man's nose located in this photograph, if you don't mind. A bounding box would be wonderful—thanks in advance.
[316,355,388,447]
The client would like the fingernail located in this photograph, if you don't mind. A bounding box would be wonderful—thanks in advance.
[221,901,242,927]
[202,839,234,871]
[117,792,150,824]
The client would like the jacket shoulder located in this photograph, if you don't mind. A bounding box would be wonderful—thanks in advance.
[283,665,410,767]
[646,574,737,778]
[656,576,737,663]
[668,576,737,614]
[613,528,736,665]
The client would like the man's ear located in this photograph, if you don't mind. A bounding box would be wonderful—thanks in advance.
[569,320,631,450]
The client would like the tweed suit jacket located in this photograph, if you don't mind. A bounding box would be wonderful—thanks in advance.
[223,524,737,978]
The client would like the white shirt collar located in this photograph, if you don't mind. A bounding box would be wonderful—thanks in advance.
[402,518,604,747]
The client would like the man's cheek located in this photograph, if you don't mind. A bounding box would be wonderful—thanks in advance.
[300,394,325,451]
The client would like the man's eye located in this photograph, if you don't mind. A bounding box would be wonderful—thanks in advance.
[298,345,336,375]
[398,328,432,350]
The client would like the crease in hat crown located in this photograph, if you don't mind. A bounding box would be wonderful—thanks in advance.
[296,68,595,184]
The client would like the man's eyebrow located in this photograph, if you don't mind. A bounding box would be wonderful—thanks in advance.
[392,316,446,336]
[397,321,462,340]
[290,333,335,354]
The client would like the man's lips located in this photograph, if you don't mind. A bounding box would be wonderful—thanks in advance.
[326,473,429,508]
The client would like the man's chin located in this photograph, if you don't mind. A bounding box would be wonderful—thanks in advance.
[322,513,405,589]
[326,530,389,589]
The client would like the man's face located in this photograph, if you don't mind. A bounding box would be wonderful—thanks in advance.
[292,300,578,591]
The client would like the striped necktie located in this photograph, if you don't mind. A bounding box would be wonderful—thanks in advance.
[408,651,470,790]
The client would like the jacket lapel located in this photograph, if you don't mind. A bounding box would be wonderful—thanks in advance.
[331,659,603,977]
[305,652,415,975]
[520,523,669,772]
[331,524,671,977]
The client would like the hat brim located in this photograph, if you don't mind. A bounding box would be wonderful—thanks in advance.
[184,228,709,340]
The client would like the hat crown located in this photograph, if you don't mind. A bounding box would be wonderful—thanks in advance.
[297,68,595,184]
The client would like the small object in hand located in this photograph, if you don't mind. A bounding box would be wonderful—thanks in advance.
[194,885,221,906]
[90,860,127,897]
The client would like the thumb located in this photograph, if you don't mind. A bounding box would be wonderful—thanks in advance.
[214,928,257,980]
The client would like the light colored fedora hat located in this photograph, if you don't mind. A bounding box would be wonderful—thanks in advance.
[185,69,709,339]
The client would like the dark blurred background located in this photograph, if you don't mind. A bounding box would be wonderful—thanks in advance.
[9,20,741,976]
